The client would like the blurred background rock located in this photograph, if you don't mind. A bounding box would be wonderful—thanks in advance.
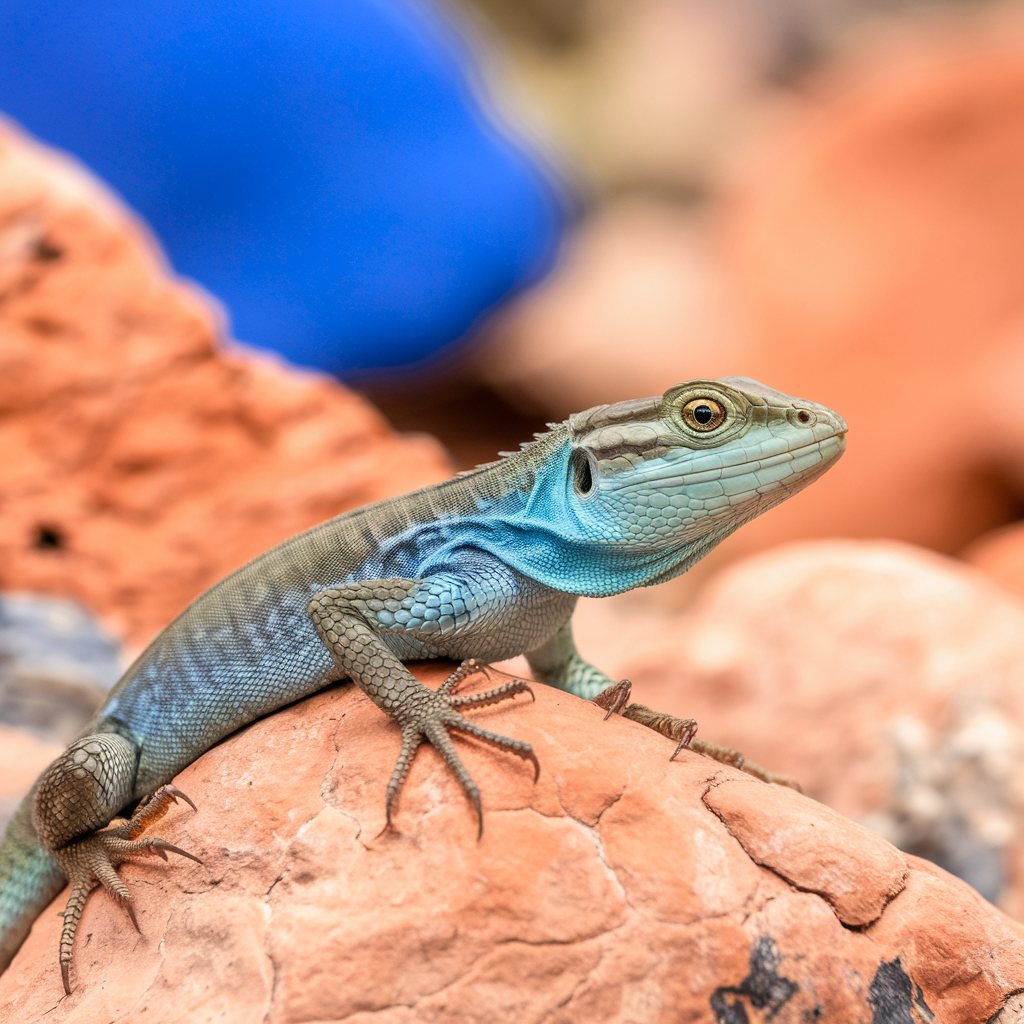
[7,0,1024,921]
[0,594,118,832]
[0,594,119,744]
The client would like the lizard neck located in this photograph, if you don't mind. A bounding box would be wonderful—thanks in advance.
[368,428,713,597]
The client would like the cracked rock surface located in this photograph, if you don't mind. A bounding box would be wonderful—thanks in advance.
[577,540,1024,915]
[2,663,1023,1023]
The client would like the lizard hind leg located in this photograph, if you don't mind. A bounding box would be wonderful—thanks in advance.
[33,735,200,994]
[53,784,201,994]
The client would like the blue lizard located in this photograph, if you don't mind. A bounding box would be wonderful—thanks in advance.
[0,376,846,992]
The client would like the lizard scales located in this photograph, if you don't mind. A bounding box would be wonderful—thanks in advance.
[0,376,846,991]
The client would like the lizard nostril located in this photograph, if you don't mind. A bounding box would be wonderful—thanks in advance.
[786,407,817,429]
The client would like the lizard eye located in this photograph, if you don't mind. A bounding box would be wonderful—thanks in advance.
[570,448,596,498]
[681,398,726,432]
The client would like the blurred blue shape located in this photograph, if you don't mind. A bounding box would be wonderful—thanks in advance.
[0,0,563,375]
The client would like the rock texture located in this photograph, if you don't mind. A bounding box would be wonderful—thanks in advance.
[571,540,1024,915]
[2,662,1023,1023]
[0,118,452,652]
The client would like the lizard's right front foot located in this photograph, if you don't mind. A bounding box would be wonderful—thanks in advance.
[384,660,540,839]
[50,785,200,995]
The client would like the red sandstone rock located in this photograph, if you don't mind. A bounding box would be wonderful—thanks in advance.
[0,119,453,652]
[1,662,1022,1022]
[703,777,908,927]
[723,26,1024,559]
[572,540,1024,920]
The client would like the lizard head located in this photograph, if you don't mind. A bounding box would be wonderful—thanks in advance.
[560,377,847,586]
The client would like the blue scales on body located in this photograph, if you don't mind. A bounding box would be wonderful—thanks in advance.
[0,377,846,993]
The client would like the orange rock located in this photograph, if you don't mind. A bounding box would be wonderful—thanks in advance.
[578,540,1024,918]
[1,662,1022,1022]
[703,777,907,927]
[965,521,1024,604]
[723,26,1024,559]
[0,119,453,652]
[0,725,60,833]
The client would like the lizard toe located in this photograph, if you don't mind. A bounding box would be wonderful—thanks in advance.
[446,677,534,711]
[591,679,633,720]
[443,712,540,782]
[380,666,539,838]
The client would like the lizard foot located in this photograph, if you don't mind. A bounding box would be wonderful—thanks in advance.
[685,737,803,792]
[620,703,699,758]
[53,784,201,995]
[597,692,803,792]
[591,679,633,719]
[383,661,539,840]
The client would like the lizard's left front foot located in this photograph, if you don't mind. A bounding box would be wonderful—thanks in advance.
[591,680,697,749]
[52,785,201,995]
[590,678,633,720]
[385,660,539,839]
[592,682,801,791]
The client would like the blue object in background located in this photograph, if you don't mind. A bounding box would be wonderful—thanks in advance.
[0,0,564,375]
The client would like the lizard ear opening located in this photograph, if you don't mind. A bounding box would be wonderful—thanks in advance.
[569,448,596,498]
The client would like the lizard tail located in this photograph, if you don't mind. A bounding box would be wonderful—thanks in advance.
[0,789,65,977]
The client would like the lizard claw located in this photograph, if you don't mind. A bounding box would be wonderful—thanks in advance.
[144,838,204,865]
[591,679,633,720]
[122,896,140,933]
[161,784,198,812]
[52,783,199,994]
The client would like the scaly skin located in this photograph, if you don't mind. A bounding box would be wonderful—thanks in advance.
[0,377,846,992]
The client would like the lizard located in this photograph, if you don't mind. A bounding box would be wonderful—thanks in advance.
[0,376,846,994]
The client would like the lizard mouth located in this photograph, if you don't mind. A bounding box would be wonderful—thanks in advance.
[671,433,847,542]
[773,432,846,490]
[686,430,846,490]
[607,426,847,502]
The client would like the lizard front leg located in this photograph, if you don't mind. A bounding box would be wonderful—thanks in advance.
[525,619,618,699]
[529,621,799,788]
[593,680,801,789]
[32,734,199,993]
[306,572,541,836]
